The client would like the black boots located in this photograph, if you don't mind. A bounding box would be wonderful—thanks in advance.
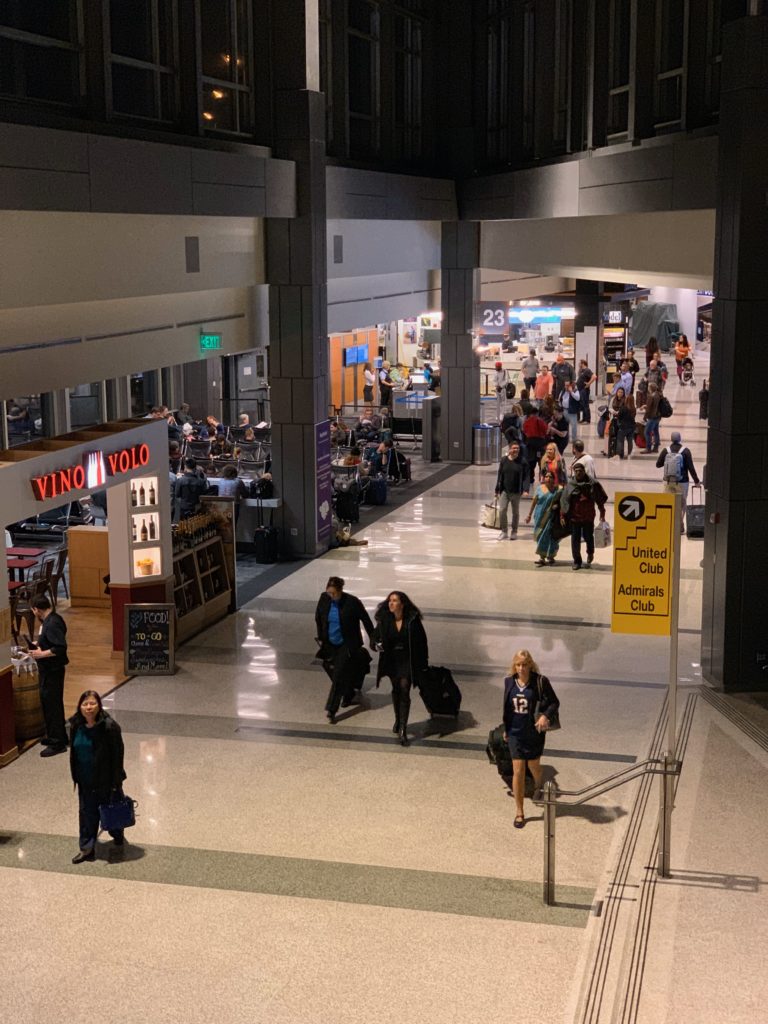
[396,691,411,747]
[391,689,400,734]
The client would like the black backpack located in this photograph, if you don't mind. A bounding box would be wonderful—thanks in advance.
[505,382,516,400]
[659,395,673,418]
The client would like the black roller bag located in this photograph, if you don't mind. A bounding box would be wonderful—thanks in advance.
[419,665,461,718]
[365,475,388,506]
[254,499,279,563]
[486,724,512,778]
[686,484,705,538]
[335,484,360,523]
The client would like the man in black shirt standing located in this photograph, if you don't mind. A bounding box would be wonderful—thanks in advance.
[29,596,69,757]
[495,441,527,540]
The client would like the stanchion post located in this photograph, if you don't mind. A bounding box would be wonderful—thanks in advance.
[658,751,673,877]
[658,488,681,878]
[543,780,556,906]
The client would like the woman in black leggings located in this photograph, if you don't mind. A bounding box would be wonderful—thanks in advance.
[374,592,428,746]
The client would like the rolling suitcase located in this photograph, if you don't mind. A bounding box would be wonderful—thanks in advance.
[253,498,279,563]
[365,475,388,506]
[419,665,461,718]
[686,484,705,538]
[486,724,512,778]
[335,486,360,523]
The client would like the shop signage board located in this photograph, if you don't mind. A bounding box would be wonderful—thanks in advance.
[611,492,676,636]
[315,420,332,546]
[31,442,151,500]
[124,603,175,675]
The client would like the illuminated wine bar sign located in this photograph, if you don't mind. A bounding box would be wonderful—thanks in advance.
[31,442,151,500]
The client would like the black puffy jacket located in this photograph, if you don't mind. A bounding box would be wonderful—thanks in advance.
[68,712,126,795]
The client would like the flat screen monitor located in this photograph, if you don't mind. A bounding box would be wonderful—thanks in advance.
[356,345,368,364]
[343,348,357,367]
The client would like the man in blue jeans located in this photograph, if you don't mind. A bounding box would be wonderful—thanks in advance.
[561,380,581,442]
[644,383,662,452]
[559,464,608,570]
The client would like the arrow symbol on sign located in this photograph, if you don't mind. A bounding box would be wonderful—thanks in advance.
[619,497,645,521]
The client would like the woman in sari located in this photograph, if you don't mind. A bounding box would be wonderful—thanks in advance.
[525,471,562,565]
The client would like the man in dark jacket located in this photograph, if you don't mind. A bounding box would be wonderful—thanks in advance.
[495,442,527,539]
[29,596,69,756]
[559,464,608,570]
[315,576,375,722]
[174,457,208,519]
[551,354,574,399]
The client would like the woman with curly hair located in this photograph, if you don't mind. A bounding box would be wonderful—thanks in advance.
[374,592,429,747]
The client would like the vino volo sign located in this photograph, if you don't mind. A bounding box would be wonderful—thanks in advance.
[30,442,151,501]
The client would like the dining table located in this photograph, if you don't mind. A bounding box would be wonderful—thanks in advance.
[6,557,38,582]
[6,546,46,559]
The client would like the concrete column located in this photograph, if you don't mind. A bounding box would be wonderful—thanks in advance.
[266,0,329,557]
[702,14,768,691]
[574,279,601,335]
[440,222,480,464]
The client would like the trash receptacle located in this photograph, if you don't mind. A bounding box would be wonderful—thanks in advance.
[473,424,501,466]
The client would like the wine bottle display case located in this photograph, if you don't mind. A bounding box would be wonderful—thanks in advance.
[173,535,231,643]
[127,476,162,581]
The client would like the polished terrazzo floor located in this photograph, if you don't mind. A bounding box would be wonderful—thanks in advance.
[2,360,767,1023]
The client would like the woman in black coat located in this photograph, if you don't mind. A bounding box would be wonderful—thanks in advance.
[69,690,127,863]
[502,650,559,829]
[315,577,375,723]
[375,591,428,746]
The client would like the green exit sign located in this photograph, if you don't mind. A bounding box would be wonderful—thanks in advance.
[200,332,222,352]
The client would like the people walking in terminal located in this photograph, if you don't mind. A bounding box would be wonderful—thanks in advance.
[374,591,428,747]
[379,362,395,409]
[174,457,209,519]
[534,364,553,402]
[619,360,635,395]
[569,439,596,480]
[551,353,574,399]
[522,406,549,483]
[521,348,539,391]
[68,690,127,863]
[502,650,559,828]
[616,393,637,459]
[576,360,595,423]
[29,597,69,757]
[674,335,691,382]
[547,404,570,454]
[526,471,563,566]
[315,577,375,724]
[500,404,524,445]
[492,361,507,419]
[363,362,375,403]
[645,335,660,367]
[539,441,566,487]
[656,431,701,531]
[644,383,662,453]
[604,387,625,458]
[495,441,527,540]
[561,381,581,441]
[559,463,608,570]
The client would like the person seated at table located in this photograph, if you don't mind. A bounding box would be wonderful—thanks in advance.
[7,404,32,436]
[169,440,183,474]
[214,464,247,516]
[355,407,381,440]
[176,402,193,426]
[211,433,233,459]
[238,413,250,427]
[330,419,350,447]
[205,415,226,438]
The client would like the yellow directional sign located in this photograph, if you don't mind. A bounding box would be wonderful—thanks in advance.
[611,491,676,636]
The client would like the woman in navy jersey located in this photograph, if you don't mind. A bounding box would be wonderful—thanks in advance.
[502,650,559,829]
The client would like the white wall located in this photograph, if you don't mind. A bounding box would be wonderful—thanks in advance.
[481,210,715,290]
[646,287,699,345]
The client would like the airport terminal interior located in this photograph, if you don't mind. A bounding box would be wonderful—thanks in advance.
[1,2,768,1022]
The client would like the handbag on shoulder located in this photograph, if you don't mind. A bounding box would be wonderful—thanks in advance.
[534,676,561,731]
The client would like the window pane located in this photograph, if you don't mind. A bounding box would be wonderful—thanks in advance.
[200,0,233,78]
[236,0,250,85]
[110,0,153,61]
[348,34,373,115]
[349,0,377,35]
[607,89,629,134]
[112,62,156,117]
[349,115,372,157]
[610,0,631,86]
[656,73,682,122]
[658,0,684,72]
[202,83,236,131]
[0,0,73,41]
[0,37,79,103]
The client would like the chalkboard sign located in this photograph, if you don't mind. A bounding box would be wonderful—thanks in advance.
[124,603,175,676]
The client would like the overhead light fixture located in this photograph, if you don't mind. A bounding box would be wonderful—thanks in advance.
[202,111,214,121]
[212,89,225,99]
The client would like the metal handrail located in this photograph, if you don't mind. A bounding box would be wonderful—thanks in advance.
[537,754,681,906]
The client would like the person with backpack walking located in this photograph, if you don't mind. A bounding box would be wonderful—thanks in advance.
[656,432,701,532]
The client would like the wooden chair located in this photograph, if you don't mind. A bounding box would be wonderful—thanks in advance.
[28,557,57,609]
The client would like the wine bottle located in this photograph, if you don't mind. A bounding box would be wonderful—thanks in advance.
[132,519,137,542]
[139,482,146,505]
[131,483,137,507]
[149,481,156,505]
[140,519,148,542]
[149,517,156,540]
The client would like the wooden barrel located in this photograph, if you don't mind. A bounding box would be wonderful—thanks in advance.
[11,666,45,743]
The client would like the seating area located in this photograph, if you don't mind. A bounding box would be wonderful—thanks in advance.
[6,542,68,646]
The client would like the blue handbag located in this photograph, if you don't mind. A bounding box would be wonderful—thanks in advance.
[99,792,137,832]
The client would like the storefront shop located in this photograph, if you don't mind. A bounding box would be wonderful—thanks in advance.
[0,418,235,766]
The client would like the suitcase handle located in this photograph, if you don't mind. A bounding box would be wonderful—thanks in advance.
[690,483,704,499]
